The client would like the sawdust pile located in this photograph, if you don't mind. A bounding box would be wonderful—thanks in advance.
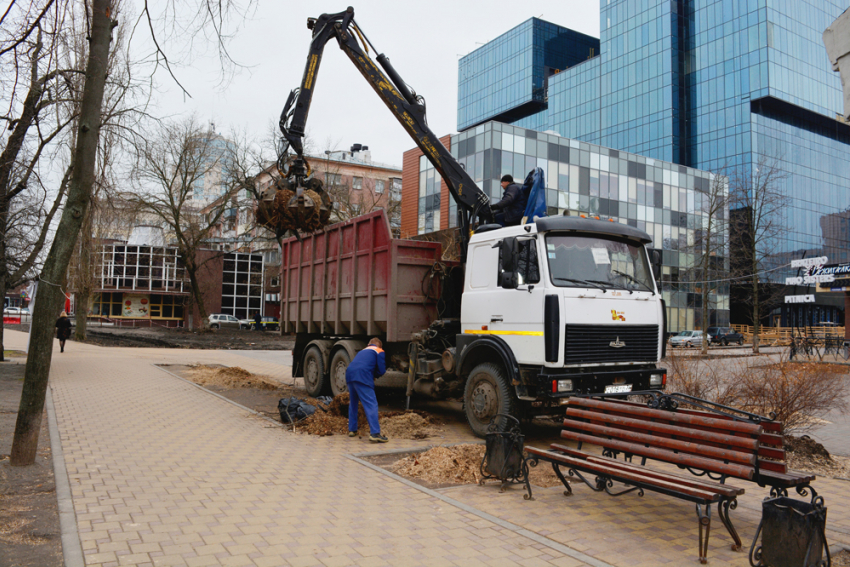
[185,365,279,390]
[833,549,850,567]
[390,444,566,488]
[785,434,850,477]
[393,445,486,484]
[298,392,441,439]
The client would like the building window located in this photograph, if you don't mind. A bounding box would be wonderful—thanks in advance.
[375,180,385,194]
[326,173,342,186]
[270,276,280,288]
[221,252,264,321]
[353,176,363,190]
[149,295,185,319]
[92,292,123,317]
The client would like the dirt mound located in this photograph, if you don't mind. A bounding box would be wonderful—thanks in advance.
[393,445,485,484]
[785,434,832,460]
[299,394,439,439]
[784,434,850,477]
[185,365,278,390]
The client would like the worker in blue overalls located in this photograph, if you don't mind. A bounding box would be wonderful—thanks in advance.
[346,337,388,443]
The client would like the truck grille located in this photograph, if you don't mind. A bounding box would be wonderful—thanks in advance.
[564,324,659,365]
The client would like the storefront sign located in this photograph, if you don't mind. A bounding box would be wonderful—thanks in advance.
[814,262,850,292]
[122,294,150,317]
[791,256,829,268]
[785,274,834,285]
[785,295,815,303]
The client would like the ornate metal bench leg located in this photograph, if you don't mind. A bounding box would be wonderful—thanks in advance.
[522,457,534,501]
[552,463,572,497]
[696,503,712,564]
[717,498,742,551]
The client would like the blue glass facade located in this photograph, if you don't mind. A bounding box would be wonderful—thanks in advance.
[458,19,599,131]
[458,0,850,286]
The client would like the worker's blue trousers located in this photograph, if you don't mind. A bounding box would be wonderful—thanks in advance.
[346,380,381,435]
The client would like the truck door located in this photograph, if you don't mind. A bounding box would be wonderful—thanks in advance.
[461,237,546,365]
[493,237,546,364]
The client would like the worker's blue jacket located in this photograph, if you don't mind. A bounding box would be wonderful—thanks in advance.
[345,345,386,385]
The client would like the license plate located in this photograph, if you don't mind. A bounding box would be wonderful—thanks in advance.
[604,384,633,394]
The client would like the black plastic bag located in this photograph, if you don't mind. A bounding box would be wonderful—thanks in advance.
[278,397,316,423]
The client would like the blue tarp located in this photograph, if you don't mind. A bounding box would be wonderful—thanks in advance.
[523,167,546,222]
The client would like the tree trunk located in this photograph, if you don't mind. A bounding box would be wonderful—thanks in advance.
[186,263,210,329]
[74,207,93,341]
[10,0,115,466]
[752,258,760,354]
[700,220,711,356]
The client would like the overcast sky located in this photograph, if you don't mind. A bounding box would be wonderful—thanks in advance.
[145,1,600,167]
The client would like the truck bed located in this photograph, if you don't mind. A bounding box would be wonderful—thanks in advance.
[280,210,454,342]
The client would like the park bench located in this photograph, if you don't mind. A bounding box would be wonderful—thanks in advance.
[597,397,818,498]
[525,397,766,563]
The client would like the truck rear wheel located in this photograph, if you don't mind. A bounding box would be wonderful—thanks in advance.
[329,349,351,397]
[302,346,329,397]
[463,362,516,438]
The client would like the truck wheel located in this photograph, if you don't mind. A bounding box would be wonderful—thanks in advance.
[463,362,516,438]
[302,346,329,397]
[722,338,729,346]
[329,349,351,397]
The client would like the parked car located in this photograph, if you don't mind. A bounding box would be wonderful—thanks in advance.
[706,326,744,346]
[669,330,703,348]
[239,316,280,331]
[208,314,240,329]
[4,307,30,316]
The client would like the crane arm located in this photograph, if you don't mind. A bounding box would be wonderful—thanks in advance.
[278,7,492,255]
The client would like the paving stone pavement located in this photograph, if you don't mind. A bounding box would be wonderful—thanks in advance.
[7,329,850,566]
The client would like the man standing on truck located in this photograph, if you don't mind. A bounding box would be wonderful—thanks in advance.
[490,174,528,227]
[346,338,388,443]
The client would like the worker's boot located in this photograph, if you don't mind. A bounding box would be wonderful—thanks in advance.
[369,433,388,443]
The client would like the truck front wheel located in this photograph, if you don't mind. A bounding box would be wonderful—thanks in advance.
[463,362,516,438]
[329,349,351,397]
[302,346,329,397]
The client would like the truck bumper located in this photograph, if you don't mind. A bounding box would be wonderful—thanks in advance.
[539,366,667,398]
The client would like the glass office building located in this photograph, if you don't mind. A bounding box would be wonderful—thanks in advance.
[414,121,729,331]
[457,1,850,294]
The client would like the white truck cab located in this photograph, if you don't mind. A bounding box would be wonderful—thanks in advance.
[455,216,667,435]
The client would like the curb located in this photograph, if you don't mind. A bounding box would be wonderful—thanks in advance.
[346,451,616,567]
[46,386,85,567]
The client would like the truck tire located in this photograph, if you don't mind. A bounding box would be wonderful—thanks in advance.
[302,346,329,397]
[329,349,351,397]
[463,362,516,438]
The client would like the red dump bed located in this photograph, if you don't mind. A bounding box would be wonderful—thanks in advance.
[280,210,447,342]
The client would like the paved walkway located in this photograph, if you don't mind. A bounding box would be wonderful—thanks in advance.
[7,329,850,566]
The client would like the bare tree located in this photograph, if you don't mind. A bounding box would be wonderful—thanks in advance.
[126,118,256,328]
[729,155,788,353]
[692,173,729,355]
[11,0,117,466]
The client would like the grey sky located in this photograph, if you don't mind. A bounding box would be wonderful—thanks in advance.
[148,1,600,167]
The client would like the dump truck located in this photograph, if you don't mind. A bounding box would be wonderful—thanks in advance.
[273,8,668,436]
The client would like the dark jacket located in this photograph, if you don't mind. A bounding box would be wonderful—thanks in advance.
[491,182,528,224]
[345,345,386,386]
[56,317,71,340]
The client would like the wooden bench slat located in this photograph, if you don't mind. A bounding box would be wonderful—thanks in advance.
[758,445,786,461]
[759,432,784,447]
[526,447,724,503]
[598,398,784,434]
[566,407,760,451]
[560,429,755,480]
[545,444,745,497]
[758,469,816,486]
[563,418,757,466]
[569,398,763,435]
[758,459,787,474]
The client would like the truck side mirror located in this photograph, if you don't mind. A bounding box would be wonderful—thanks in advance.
[498,237,519,289]
[499,237,518,271]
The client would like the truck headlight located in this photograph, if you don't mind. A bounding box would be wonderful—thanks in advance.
[649,374,665,386]
[557,379,573,392]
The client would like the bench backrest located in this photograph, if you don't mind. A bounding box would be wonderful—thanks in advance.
[563,398,764,481]
[596,398,787,474]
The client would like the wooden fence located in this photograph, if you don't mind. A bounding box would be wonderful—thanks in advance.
[731,324,845,346]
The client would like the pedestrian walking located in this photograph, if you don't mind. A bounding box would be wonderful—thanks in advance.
[345,337,388,442]
[253,311,263,331]
[56,311,72,353]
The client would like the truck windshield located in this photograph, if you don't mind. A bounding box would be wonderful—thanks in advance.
[545,234,654,293]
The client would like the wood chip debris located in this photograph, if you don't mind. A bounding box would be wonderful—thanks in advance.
[185,365,278,390]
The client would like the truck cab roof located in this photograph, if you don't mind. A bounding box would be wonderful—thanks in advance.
[470,216,652,244]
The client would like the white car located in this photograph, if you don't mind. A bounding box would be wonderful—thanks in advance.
[669,330,703,348]
[4,307,30,316]
[208,313,240,329]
